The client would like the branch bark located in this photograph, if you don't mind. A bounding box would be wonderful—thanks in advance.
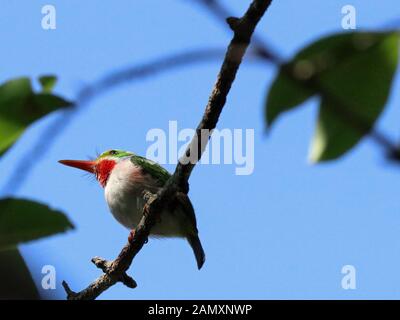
[62,0,273,300]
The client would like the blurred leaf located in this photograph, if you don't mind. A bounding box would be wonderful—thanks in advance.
[265,31,399,162]
[0,198,74,250]
[265,32,367,127]
[265,70,314,127]
[38,75,57,93]
[0,249,39,299]
[0,77,73,156]
[310,32,399,161]
[33,93,72,110]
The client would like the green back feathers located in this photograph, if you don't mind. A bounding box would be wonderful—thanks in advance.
[130,155,171,186]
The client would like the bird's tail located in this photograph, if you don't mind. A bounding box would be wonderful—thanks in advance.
[187,234,205,270]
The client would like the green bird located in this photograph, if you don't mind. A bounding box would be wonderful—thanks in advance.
[59,149,205,269]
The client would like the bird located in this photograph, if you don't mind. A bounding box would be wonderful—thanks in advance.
[59,149,205,269]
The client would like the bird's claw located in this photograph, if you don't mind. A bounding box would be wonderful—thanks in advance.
[128,229,136,243]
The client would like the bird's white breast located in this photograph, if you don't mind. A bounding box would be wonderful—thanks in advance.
[104,159,144,229]
[104,158,188,237]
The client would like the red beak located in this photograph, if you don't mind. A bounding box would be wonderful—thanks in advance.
[58,159,96,174]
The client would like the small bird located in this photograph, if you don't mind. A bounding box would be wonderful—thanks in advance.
[59,149,205,269]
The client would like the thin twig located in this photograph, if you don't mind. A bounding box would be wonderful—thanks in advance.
[194,0,281,63]
[78,46,270,105]
[62,0,274,300]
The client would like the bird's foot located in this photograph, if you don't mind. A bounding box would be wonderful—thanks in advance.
[143,202,150,217]
[128,229,136,243]
[128,228,149,245]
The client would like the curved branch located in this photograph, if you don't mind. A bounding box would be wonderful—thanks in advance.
[77,47,268,104]
[62,0,274,300]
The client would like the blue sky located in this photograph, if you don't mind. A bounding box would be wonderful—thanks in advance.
[1,0,400,299]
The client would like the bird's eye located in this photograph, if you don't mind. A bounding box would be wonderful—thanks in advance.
[109,150,118,155]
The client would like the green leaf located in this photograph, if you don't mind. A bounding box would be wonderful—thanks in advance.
[33,93,73,110]
[0,249,39,299]
[265,31,399,161]
[38,75,57,93]
[0,198,74,250]
[310,32,399,161]
[265,69,315,127]
[265,32,365,127]
[0,77,73,156]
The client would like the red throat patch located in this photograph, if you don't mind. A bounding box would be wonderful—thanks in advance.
[95,160,116,187]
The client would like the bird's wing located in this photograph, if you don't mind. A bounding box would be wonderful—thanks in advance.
[130,155,198,231]
[130,155,171,187]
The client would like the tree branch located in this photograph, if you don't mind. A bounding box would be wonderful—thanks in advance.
[62,0,273,300]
